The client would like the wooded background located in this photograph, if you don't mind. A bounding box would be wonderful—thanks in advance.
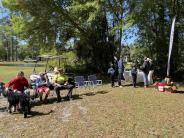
[0,0,184,79]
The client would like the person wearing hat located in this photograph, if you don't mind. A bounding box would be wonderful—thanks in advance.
[35,72,50,103]
[53,68,74,102]
[140,57,150,88]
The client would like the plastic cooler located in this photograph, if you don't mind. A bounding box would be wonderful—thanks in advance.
[158,83,166,92]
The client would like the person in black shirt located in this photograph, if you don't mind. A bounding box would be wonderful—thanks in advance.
[131,64,137,88]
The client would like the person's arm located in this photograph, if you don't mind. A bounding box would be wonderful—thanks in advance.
[5,77,16,88]
[140,61,146,70]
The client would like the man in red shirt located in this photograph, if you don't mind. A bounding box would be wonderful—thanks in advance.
[5,71,29,92]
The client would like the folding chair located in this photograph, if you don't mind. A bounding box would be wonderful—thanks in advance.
[74,76,91,95]
[88,74,102,88]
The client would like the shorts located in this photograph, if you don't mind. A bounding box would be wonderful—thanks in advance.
[37,87,49,93]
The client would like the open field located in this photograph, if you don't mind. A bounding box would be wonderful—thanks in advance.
[0,65,44,82]
[0,85,184,137]
[1,64,184,137]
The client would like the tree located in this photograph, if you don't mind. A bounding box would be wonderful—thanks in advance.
[129,0,184,78]
[17,45,32,61]
[0,42,6,60]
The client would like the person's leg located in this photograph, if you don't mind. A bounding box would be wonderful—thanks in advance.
[44,88,50,103]
[132,75,136,87]
[134,75,137,87]
[149,70,154,84]
[39,92,43,102]
[148,71,151,85]
[118,69,122,86]
[55,86,61,102]
[64,84,74,100]
[145,74,149,86]
[143,72,148,87]
[111,75,114,87]
[37,88,43,102]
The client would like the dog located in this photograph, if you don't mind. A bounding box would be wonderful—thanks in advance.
[3,88,31,118]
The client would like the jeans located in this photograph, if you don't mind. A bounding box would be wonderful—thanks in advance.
[148,70,154,85]
[118,69,124,86]
[143,72,149,86]
[55,84,74,102]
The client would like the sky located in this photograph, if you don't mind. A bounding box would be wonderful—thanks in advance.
[0,0,9,19]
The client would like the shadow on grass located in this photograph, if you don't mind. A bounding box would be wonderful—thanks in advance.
[81,90,109,97]
[27,110,54,118]
[172,91,184,94]
[0,107,7,112]
[123,82,144,87]
[31,94,83,107]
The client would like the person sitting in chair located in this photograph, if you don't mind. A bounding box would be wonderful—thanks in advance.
[35,72,50,103]
[54,68,74,102]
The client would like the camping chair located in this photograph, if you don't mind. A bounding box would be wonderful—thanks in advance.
[88,74,102,88]
[74,76,91,95]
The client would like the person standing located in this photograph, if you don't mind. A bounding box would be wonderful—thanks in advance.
[118,56,125,87]
[140,58,150,88]
[131,64,137,88]
[107,63,115,87]
[148,59,154,85]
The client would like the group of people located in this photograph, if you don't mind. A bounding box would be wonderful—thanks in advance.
[107,56,178,93]
[4,68,75,106]
[108,56,125,88]
[108,56,154,88]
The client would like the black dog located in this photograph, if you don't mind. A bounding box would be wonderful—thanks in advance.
[3,89,31,118]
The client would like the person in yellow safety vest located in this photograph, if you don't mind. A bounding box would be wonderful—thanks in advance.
[53,68,74,102]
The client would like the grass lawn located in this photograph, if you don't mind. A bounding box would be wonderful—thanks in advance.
[1,64,184,137]
[0,65,44,82]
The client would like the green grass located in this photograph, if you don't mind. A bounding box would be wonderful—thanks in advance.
[0,66,44,82]
[0,85,184,137]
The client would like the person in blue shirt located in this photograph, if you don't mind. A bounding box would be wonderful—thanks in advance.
[107,63,115,87]
[131,64,137,88]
